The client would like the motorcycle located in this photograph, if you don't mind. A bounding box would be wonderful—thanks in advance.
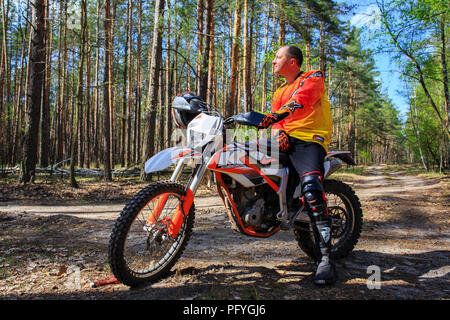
[108,95,363,287]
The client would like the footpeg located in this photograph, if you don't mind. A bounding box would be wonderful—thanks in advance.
[279,221,291,230]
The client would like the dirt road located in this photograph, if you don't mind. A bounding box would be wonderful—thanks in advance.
[0,165,448,300]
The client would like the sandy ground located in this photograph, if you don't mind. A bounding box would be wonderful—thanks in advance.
[0,165,448,300]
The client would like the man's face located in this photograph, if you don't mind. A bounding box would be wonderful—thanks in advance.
[272,47,293,76]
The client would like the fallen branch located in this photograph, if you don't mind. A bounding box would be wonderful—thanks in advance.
[0,158,194,178]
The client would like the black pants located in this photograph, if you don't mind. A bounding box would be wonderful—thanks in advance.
[287,136,327,179]
[253,135,326,177]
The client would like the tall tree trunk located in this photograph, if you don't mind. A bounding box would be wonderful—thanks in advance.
[103,0,113,181]
[39,0,51,168]
[11,15,29,166]
[21,0,45,183]
[346,64,355,156]
[199,0,212,100]
[319,23,326,72]
[196,0,204,96]
[304,9,311,71]
[440,17,449,169]
[69,46,78,184]
[0,0,11,166]
[77,1,87,169]
[85,15,92,169]
[141,0,165,181]
[125,0,133,168]
[121,0,132,167]
[205,0,214,106]
[0,0,10,119]
[93,0,101,168]
[413,87,427,171]
[261,0,271,111]
[165,0,173,147]
[158,66,164,153]
[55,0,67,163]
[277,18,285,87]
[243,0,251,112]
[109,1,117,169]
[225,0,242,118]
[71,0,88,187]
[134,0,143,163]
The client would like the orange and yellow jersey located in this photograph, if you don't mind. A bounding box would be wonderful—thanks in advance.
[271,70,332,152]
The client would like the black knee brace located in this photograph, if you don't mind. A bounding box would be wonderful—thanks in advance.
[301,173,327,218]
[302,173,332,257]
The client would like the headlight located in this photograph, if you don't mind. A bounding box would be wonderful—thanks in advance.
[187,114,223,149]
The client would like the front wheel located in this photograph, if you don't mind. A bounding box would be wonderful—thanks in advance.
[294,179,362,261]
[108,181,195,287]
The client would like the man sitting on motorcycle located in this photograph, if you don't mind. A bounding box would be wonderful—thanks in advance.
[258,45,336,285]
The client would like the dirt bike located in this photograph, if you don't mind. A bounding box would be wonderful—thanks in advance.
[108,96,363,287]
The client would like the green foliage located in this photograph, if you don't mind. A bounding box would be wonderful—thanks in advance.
[374,0,449,170]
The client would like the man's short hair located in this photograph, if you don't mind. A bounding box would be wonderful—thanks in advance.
[286,46,303,68]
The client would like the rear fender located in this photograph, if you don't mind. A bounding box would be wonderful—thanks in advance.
[323,151,356,179]
[326,151,356,165]
[144,147,202,173]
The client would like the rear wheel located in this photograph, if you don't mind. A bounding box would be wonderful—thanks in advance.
[108,181,195,287]
[294,179,362,261]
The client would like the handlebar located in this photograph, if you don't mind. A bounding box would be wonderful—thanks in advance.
[224,111,266,128]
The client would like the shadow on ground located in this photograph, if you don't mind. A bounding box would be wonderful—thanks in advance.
[2,249,448,300]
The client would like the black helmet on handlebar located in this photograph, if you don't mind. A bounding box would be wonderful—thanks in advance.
[171,92,206,129]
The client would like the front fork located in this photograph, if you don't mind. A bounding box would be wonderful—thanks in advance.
[146,144,213,237]
[170,144,212,194]
[170,156,186,182]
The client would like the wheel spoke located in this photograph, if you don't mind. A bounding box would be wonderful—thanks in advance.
[294,180,362,261]
[124,193,183,275]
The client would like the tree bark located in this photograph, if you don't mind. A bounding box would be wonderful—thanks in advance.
[196,0,205,96]
[205,0,215,106]
[277,18,285,87]
[21,0,45,183]
[93,0,101,168]
[165,0,173,147]
[261,0,271,111]
[319,23,326,72]
[121,0,132,167]
[412,87,427,171]
[141,0,165,181]
[225,0,242,118]
[439,17,449,168]
[134,0,143,163]
[243,0,251,112]
[11,13,29,166]
[103,0,113,181]
[0,0,10,119]
[126,0,133,168]
[55,0,68,164]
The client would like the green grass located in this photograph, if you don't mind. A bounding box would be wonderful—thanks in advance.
[380,164,448,178]
[335,166,368,175]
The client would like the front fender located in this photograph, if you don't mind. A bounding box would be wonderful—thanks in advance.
[144,147,202,173]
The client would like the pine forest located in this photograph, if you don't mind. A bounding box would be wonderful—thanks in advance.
[0,0,448,184]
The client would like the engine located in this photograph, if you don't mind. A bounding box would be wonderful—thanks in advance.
[230,184,280,232]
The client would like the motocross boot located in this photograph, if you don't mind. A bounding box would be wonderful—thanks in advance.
[301,174,337,285]
[313,218,337,285]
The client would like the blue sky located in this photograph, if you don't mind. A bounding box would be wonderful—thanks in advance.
[337,1,410,120]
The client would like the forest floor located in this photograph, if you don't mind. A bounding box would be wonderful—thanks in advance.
[0,164,449,300]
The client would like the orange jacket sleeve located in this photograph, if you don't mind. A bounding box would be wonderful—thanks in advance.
[273,71,325,120]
